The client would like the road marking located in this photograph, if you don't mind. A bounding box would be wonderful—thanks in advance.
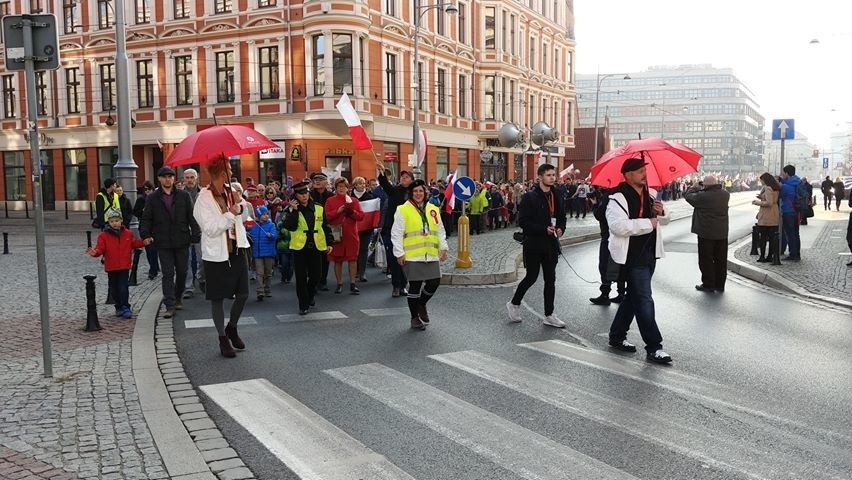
[183,317,257,329]
[521,340,852,461]
[200,378,414,480]
[430,350,845,480]
[360,308,410,317]
[325,363,637,480]
[277,311,348,322]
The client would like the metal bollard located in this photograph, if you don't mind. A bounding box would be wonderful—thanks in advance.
[25,201,29,219]
[4,201,7,218]
[86,230,92,248]
[65,202,69,220]
[89,202,94,219]
[750,225,759,256]
[2,232,8,254]
[84,275,102,331]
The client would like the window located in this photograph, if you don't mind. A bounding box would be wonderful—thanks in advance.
[542,43,548,75]
[175,56,192,105]
[3,75,15,118]
[258,46,279,99]
[259,0,276,6]
[456,149,468,177]
[509,15,516,55]
[63,149,88,201]
[63,0,77,34]
[501,10,507,51]
[174,0,189,18]
[216,51,235,103]
[436,68,446,114]
[0,1,9,16]
[312,35,325,95]
[66,68,80,114]
[98,0,113,29]
[383,143,400,179]
[436,147,449,181]
[484,7,495,49]
[437,6,445,36]
[509,80,515,122]
[135,0,151,24]
[135,60,154,108]
[100,64,116,111]
[385,53,397,104]
[484,75,495,119]
[215,0,232,14]
[458,3,466,43]
[359,38,366,96]
[458,74,466,117]
[529,41,535,71]
[529,94,536,125]
[501,77,507,121]
[554,48,560,80]
[35,71,47,116]
[553,100,559,131]
[416,62,423,109]
[384,0,396,17]
[98,147,116,186]
[332,34,353,95]
[3,152,25,201]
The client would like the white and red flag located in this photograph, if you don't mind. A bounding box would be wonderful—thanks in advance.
[356,197,382,231]
[559,163,574,180]
[336,93,373,150]
[417,128,428,166]
[443,170,456,214]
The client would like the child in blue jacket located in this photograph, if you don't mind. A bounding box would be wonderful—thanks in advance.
[248,205,278,300]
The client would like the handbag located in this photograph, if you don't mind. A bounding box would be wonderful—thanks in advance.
[374,236,387,269]
[329,223,343,243]
[804,204,814,218]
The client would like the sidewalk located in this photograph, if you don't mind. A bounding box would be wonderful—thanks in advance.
[1,193,848,480]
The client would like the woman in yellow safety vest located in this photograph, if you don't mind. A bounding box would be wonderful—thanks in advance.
[391,179,448,330]
[283,180,334,315]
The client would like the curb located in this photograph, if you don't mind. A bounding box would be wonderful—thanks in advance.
[132,292,257,480]
[727,236,852,309]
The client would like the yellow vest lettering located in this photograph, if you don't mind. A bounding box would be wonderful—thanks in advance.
[289,205,327,251]
[399,202,440,258]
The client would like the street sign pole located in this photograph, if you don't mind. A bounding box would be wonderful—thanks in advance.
[455,200,471,268]
[21,17,53,377]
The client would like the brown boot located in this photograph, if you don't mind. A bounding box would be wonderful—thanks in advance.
[417,304,430,325]
[225,325,245,350]
[410,316,426,331]
[218,336,236,358]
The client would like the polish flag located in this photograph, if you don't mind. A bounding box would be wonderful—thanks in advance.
[356,197,381,231]
[443,170,456,214]
[156,139,164,152]
[559,163,574,180]
[336,93,373,150]
[417,129,428,166]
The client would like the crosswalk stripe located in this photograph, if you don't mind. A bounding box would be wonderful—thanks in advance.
[277,311,348,322]
[200,378,414,480]
[520,340,852,463]
[360,308,410,317]
[325,363,637,480]
[430,350,845,480]
[183,317,258,329]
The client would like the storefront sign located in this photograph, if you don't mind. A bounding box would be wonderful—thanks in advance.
[259,141,286,160]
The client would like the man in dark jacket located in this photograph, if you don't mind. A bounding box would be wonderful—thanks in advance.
[821,176,834,211]
[684,175,730,292]
[506,164,567,328]
[133,181,159,280]
[94,178,119,230]
[139,166,200,318]
[375,158,412,297]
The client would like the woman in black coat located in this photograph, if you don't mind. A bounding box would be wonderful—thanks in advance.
[833,178,846,211]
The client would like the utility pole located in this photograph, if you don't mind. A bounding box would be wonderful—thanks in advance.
[112,0,137,207]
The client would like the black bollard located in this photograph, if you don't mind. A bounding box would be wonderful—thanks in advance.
[65,202,69,220]
[86,230,92,248]
[2,232,8,254]
[89,201,94,219]
[84,275,102,331]
[4,201,7,218]
[750,225,759,255]
[129,249,141,286]
[25,201,29,219]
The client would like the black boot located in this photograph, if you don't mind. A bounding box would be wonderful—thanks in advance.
[218,336,236,358]
[410,316,426,330]
[225,324,245,350]
[417,303,430,325]
[589,293,611,305]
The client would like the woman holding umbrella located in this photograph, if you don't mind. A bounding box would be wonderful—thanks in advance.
[192,155,252,358]
[391,179,449,330]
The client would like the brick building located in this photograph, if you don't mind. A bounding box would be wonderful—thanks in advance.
[0,0,576,209]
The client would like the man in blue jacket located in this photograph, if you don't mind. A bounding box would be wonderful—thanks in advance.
[779,165,801,261]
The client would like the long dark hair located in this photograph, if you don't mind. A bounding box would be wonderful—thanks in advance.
[759,172,780,191]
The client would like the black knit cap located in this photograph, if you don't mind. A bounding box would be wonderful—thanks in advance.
[292,180,310,193]
[620,157,647,174]
[407,179,427,195]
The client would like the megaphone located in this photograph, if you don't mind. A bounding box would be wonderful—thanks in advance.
[531,121,559,146]
[497,123,524,148]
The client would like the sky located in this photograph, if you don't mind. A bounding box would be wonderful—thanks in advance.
[573,0,852,149]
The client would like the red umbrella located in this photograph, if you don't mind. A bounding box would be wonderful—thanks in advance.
[166,125,278,167]
[590,137,701,188]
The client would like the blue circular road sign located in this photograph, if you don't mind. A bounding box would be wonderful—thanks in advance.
[453,176,476,201]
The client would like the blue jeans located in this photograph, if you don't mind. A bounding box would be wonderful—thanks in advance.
[108,269,130,311]
[278,250,293,282]
[781,213,800,259]
[609,261,663,353]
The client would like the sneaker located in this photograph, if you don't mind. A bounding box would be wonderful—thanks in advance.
[410,316,426,331]
[589,294,611,306]
[694,284,714,292]
[506,302,523,323]
[392,288,401,297]
[543,315,565,328]
[608,339,637,352]
[647,350,672,364]
[182,291,193,299]
[163,308,175,319]
[174,302,183,310]
[257,294,264,302]
[114,308,123,317]
[121,307,133,319]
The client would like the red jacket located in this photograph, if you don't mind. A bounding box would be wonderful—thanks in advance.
[92,227,145,271]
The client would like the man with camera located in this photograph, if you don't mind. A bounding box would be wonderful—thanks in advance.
[684,175,730,292]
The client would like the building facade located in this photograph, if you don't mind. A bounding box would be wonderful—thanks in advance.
[0,0,576,209]
[577,65,766,176]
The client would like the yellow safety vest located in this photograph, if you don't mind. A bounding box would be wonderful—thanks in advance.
[95,191,121,221]
[289,204,327,251]
[399,201,440,258]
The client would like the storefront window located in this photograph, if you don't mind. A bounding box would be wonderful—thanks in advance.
[436,147,449,182]
[383,143,400,179]
[97,146,116,185]
[64,149,88,200]
[3,151,26,200]
[456,149,468,178]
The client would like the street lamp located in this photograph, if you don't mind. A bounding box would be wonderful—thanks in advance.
[411,1,458,179]
[592,71,630,163]
[107,0,137,205]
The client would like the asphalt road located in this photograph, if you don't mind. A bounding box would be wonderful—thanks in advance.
[174,203,852,480]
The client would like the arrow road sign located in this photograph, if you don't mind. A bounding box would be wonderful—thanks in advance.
[771,119,795,140]
[453,176,476,201]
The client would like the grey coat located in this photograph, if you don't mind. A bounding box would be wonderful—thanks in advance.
[684,184,730,240]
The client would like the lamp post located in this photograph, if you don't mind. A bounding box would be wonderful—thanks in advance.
[592,71,630,163]
[111,0,137,207]
[411,1,458,179]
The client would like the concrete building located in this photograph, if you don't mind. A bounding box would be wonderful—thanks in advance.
[576,64,765,176]
[0,0,577,209]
